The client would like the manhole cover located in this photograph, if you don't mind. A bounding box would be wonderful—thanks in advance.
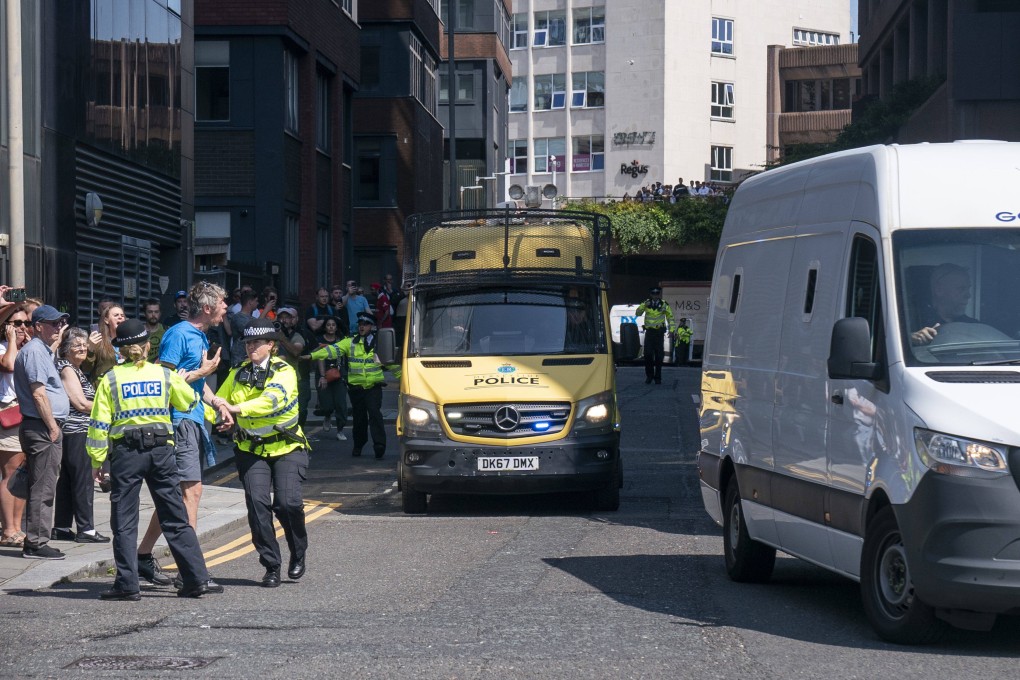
[66,656,220,671]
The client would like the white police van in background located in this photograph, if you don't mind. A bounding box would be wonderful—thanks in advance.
[699,141,1020,644]
[609,305,672,364]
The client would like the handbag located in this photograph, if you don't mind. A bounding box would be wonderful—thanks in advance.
[6,463,28,500]
[324,367,342,383]
[0,402,21,429]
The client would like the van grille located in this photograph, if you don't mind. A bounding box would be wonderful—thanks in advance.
[926,371,1020,383]
[422,360,473,368]
[443,401,571,439]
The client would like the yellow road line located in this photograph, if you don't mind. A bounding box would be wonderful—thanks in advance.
[210,470,238,485]
[163,502,340,571]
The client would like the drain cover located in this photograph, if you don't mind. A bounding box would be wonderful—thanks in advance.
[66,656,220,671]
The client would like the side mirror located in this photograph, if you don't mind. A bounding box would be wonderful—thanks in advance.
[828,317,881,380]
[620,322,640,361]
[376,327,397,365]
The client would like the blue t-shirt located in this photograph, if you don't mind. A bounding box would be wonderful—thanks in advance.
[158,321,208,425]
[346,295,370,333]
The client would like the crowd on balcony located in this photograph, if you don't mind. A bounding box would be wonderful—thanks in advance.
[622,179,732,203]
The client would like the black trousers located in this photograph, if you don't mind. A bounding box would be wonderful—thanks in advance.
[54,431,95,533]
[348,384,385,455]
[109,441,208,592]
[234,447,308,571]
[644,327,667,380]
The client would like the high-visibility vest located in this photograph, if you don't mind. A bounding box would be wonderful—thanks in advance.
[675,325,692,344]
[310,335,401,389]
[216,358,306,457]
[635,298,676,332]
[86,361,201,468]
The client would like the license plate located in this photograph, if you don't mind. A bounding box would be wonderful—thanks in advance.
[477,456,539,471]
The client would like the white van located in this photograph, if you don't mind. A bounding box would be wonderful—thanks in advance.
[609,304,672,363]
[698,141,1020,644]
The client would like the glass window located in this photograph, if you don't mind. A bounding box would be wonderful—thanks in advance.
[196,41,229,122]
[534,137,565,173]
[456,71,474,101]
[316,72,331,151]
[509,139,528,174]
[534,73,566,110]
[710,145,732,182]
[793,29,840,46]
[712,17,733,55]
[783,78,854,112]
[510,79,527,112]
[284,50,299,133]
[361,46,381,89]
[572,135,605,172]
[512,13,528,49]
[573,7,605,44]
[285,214,300,297]
[534,11,566,47]
[571,71,604,108]
[356,139,381,202]
[711,81,734,119]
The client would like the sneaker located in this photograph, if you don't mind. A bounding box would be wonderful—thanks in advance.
[323,420,331,432]
[23,544,65,560]
[336,432,347,441]
[138,553,173,587]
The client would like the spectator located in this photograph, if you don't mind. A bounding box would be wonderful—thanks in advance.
[0,305,29,547]
[227,285,252,315]
[381,274,402,312]
[343,282,370,335]
[227,290,258,368]
[304,288,335,335]
[14,305,71,559]
[141,298,166,363]
[84,303,126,385]
[372,283,393,329]
[51,327,108,544]
[313,316,348,440]
[164,290,189,328]
[276,307,313,428]
[253,287,278,321]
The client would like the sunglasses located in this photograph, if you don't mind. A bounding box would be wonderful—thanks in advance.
[7,320,26,327]
[39,319,68,328]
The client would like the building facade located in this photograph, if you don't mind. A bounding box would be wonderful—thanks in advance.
[353,0,444,284]
[858,0,1020,143]
[194,0,360,304]
[508,0,850,201]
[439,0,512,210]
[2,0,192,322]
[765,43,861,163]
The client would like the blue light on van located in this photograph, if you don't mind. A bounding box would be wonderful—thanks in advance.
[533,422,551,432]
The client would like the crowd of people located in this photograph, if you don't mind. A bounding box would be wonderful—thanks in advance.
[622,177,733,203]
[0,272,405,599]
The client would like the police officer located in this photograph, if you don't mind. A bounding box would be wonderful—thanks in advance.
[674,317,693,365]
[214,318,310,588]
[635,287,675,384]
[86,319,222,600]
[306,312,400,459]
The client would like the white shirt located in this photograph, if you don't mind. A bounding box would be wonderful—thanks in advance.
[0,341,18,404]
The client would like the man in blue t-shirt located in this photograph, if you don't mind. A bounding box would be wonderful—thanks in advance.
[343,281,370,334]
[134,282,233,589]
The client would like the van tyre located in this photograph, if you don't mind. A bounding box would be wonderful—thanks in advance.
[722,482,775,583]
[860,506,944,645]
[592,459,622,512]
[402,487,428,514]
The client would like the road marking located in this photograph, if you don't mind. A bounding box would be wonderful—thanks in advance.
[210,470,238,485]
[319,492,376,495]
[163,502,339,571]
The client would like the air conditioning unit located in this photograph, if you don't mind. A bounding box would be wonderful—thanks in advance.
[525,185,542,208]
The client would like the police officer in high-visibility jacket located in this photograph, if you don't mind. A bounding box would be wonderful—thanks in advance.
[306,311,400,459]
[87,319,222,600]
[214,318,310,588]
[635,286,675,385]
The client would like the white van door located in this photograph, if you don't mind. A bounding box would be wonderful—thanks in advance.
[826,227,885,577]
[772,225,845,567]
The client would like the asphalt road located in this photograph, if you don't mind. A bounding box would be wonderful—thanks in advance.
[1,367,1018,678]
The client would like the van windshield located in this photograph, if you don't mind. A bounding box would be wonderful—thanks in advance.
[894,228,1020,366]
[411,286,605,357]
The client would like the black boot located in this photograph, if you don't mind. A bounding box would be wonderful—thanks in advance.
[261,567,281,588]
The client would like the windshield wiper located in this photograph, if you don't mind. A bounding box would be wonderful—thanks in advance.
[970,359,1020,366]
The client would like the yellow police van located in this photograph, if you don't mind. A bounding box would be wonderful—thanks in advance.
[381,209,630,513]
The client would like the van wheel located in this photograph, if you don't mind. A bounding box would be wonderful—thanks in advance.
[402,487,428,514]
[860,507,944,644]
[722,482,775,582]
[592,460,622,511]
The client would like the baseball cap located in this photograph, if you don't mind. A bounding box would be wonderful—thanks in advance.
[31,305,70,324]
[277,307,298,318]
[175,290,187,299]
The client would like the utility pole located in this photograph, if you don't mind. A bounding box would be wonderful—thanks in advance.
[446,2,457,210]
[6,0,26,286]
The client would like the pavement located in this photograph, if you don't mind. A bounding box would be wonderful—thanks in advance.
[0,382,399,594]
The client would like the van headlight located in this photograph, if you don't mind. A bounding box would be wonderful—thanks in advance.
[402,395,442,439]
[914,428,1008,475]
[573,391,615,435]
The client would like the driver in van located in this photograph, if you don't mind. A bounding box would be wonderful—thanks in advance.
[910,263,977,346]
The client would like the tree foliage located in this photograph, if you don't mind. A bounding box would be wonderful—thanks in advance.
[569,197,729,255]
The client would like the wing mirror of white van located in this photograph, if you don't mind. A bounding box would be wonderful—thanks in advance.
[376,327,397,365]
[827,317,881,381]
